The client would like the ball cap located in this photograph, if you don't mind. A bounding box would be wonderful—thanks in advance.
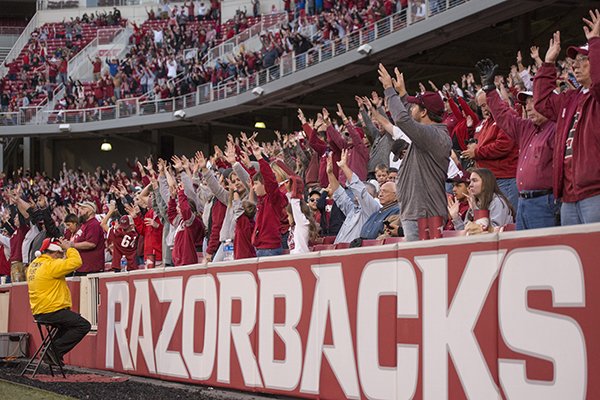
[516,91,533,103]
[405,91,445,116]
[77,201,97,213]
[40,238,63,253]
[566,43,589,59]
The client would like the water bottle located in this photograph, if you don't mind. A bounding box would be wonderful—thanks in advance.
[223,240,234,262]
[120,255,127,272]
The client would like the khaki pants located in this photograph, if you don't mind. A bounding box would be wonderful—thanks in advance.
[11,261,26,282]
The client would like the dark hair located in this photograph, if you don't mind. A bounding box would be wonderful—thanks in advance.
[252,172,263,184]
[286,201,319,242]
[418,104,444,123]
[64,213,79,224]
[471,168,515,217]
[308,189,321,198]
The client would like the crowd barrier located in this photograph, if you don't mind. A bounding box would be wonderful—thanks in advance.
[2,223,599,399]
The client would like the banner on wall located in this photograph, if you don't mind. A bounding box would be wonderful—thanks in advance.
[96,229,599,399]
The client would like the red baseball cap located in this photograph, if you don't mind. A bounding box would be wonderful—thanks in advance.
[566,44,589,59]
[406,91,445,116]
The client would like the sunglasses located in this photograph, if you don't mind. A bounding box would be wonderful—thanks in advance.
[308,198,319,202]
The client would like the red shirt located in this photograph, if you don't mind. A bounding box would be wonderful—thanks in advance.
[92,60,102,73]
[167,190,204,266]
[486,89,555,192]
[0,246,9,276]
[133,208,163,261]
[206,199,226,256]
[252,159,288,249]
[473,117,518,179]
[534,48,600,202]
[72,217,106,273]
[108,226,139,270]
[9,224,28,262]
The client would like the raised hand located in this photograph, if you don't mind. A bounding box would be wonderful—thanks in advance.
[337,148,349,168]
[213,145,224,159]
[378,63,393,90]
[336,103,347,121]
[195,151,207,170]
[322,107,330,122]
[250,139,263,160]
[447,196,460,220]
[224,141,237,164]
[475,58,499,90]
[297,108,306,124]
[583,9,600,40]
[392,67,406,96]
[124,203,139,217]
[326,152,334,175]
[370,91,382,107]
[544,31,561,64]
[171,155,183,172]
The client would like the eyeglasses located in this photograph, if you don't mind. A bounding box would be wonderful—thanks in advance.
[573,55,589,64]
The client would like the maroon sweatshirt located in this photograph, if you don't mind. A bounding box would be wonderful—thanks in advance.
[473,117,518,179]
[234,214,256,260]
[303,123,339,188]
[168,190,204,266]
[9,223,28,262]
[252,159,289,250]
[534,36,600,202]
[206,198,226,257]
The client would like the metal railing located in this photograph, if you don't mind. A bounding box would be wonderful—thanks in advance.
[37,0,143,10]
[0,13,39,78]
[2,0,468,127]
[206,12,289,64]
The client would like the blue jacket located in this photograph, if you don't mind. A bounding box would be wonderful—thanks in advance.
[360,203,400,239]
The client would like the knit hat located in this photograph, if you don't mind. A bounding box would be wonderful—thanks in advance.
[405,91,445,116]
[566,43,589,59]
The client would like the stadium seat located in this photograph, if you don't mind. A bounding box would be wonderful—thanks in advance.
[383,237,405,244]
[322,236,336,244]
[442,230,467,238]
[362,239,384,247]
[313,244,335,251]
[335,242,351,249]
[501,223,517,232]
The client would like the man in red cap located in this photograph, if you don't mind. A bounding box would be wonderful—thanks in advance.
[534,10,600,225]
[378,63,451,241]
[26,238,91,366]
[476,58,558,230]
[70,201,105,275]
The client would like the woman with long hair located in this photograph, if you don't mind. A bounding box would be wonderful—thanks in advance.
[449,168,514,231]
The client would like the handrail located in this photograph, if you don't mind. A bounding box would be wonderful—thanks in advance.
[206,11,289,64]
[0,0,468,127]
[0,12,39,78]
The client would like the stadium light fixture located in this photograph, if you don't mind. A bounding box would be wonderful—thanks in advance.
[254,121,266,129]
[357,44,373,55]
[59,124,71,132]
[173,110,186,119]
[252,87,265,96]
[100,139,112,152]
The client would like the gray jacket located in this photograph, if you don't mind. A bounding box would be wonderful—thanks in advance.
[384,88,451,220]
[361,108,394,172]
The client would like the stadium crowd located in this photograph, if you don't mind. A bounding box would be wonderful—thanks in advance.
[48,0,410,118]
[1,8,599,283]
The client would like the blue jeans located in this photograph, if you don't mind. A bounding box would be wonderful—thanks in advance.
[561,194,600,225]
[516,193,560,230]
[498,178,519,214]
[256,248,283,257]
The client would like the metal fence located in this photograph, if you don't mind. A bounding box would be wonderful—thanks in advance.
[2,0,468,127]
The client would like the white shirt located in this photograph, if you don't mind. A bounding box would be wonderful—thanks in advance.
[153,29,163,44]
[288,197,310,254]
[167,60,178,78]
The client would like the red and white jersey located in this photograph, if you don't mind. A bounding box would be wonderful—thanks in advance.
[108,227,138,257]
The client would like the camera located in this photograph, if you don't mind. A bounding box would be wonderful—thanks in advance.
[465,138,478,146]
